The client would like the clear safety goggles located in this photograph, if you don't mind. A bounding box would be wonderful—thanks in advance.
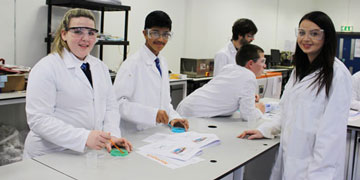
[246,34,255,39]
[256,57,266,64]
[295,28,324,40]
[66,27,99,38]
[146,29,173,40]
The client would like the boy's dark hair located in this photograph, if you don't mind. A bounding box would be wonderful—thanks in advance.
[144,10,172,30]
[236,44,264,66]
[232,18,257,40]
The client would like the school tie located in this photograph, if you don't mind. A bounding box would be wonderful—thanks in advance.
[80,62,93,87]
[154,58,162,77]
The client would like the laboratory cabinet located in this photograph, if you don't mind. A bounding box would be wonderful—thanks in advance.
[336,32,360,74]
[169,79,187,109]
[257,72,282,99]
[352,134,360,179]
[45,0,131,61]
[346,129,354,180]
[0,92,28,166]
[345,130,350,179]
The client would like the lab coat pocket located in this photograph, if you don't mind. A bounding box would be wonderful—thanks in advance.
[287,127,315,159]
[284,156,309,180]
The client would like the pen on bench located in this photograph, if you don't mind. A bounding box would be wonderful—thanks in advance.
[147,154,168,164]
[110,139,124,153]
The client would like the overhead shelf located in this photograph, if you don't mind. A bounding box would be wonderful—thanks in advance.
[46,0,131,11]
[96,40,129,45]
[45,0,131,61]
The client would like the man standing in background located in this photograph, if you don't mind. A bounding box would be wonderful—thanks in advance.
[213,18,257,76]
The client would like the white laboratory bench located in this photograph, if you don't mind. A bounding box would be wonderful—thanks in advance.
[25,115,279,180]
[0,158,73,179]
[1,90,358,179]
[0,91,26,106]
[347,119,360,180]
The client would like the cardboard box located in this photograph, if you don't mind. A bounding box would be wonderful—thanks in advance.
[180,58,214,78]
[1,74,25,92]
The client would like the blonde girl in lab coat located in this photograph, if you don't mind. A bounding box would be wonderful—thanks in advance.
[238,11,352,179]
[24,8,132,158]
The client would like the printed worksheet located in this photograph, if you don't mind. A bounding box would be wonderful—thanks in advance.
[138,139,201,161]
[137,131,220,168]
[349,110,360,122]
[171,132,220,149]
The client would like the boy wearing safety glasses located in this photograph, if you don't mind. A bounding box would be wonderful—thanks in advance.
[114,10,189,133]
[177,44,266,121]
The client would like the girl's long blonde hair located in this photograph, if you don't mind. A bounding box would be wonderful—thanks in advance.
[51,8,96,58]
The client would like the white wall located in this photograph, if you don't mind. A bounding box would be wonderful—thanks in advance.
[314,0,360,31]
[15,0,48,67]
[183,0,360,65]
[184,0,280,58]
[275,0,316,52]
[0,0,15,64]
[1,0,360,73]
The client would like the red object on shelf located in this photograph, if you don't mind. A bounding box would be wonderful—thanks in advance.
[0,58,25,74]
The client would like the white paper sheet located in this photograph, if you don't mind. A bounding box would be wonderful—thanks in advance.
[137,131,220,168]
[138,140,202,161]
[349,110,360,122]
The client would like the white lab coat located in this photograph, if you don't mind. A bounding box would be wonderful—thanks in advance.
[177,64,262,121]
[114,45,181,132]
[258,58,352,180]
[350,71,360,110]
[213,41,237,76]
[24,49,121,158]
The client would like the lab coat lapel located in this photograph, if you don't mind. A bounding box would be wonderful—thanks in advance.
[75,67,93,90]
[88,58,102,130]
[63,50,93,90]
[281,69,321,130]
[285,70,320,95]
[160,62,168,110]
[143,55,162,79]
[152,62,162,78]
[88,58,102,95]
[142,45,162,78]
[142,45,165,109]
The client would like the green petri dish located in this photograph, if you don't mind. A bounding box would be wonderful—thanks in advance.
[110,149,128,157]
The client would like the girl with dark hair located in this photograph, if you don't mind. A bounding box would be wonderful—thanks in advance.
[238,11,352,179]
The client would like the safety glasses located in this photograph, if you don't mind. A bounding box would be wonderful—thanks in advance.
[66,27,99,39]
[295,28,324,40]
[256,57,266,64]
[146,29,173,40]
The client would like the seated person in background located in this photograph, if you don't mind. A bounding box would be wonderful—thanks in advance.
[114,10,189,132]
[351,71,360,110]
[176,44,266,121]
[24,8,132,158]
